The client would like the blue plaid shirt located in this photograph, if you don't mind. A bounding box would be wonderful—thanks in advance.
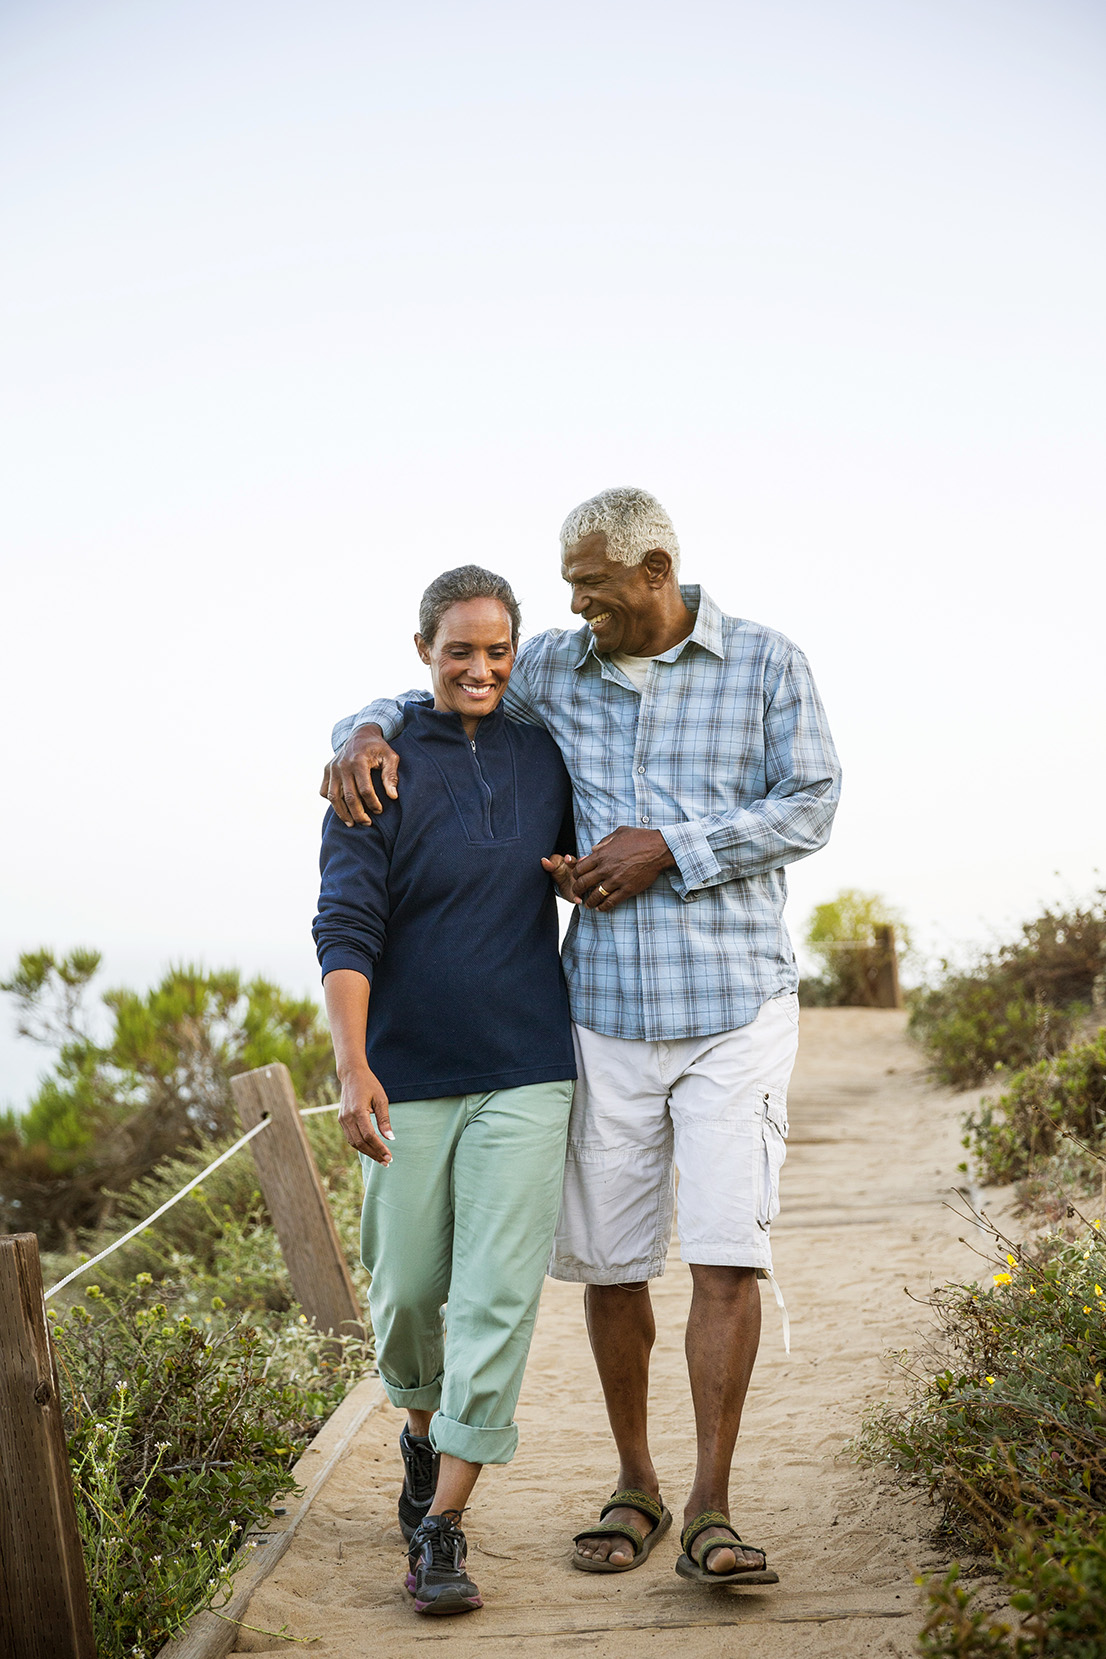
[334,586,841,1040]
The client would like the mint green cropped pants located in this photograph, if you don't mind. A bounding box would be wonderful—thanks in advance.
[360,1078,573,1466]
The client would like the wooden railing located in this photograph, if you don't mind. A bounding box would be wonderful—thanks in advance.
[0,1064,361,1658]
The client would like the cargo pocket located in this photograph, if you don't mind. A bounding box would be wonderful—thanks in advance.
[756,1090,789,1230]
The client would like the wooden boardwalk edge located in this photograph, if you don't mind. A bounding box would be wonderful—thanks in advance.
[155,1375,386,1659]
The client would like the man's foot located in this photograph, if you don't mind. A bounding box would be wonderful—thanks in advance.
[572,1487,670,1571]
[398,1425,440,1542]
[676,1510,777,1583]
[406,1511,483,1615]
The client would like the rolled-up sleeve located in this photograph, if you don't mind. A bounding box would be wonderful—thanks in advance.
[312,811,393,981]
[662,647,841,900]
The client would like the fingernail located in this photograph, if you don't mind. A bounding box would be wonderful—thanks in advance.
[382,1130,395,1141]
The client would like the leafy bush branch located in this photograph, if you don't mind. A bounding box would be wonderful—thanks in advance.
[54,1275,371,1659]
[857,1213,1106,1656]
[0,949,337,1246]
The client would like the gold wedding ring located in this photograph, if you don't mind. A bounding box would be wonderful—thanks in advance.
[595,884,610,897]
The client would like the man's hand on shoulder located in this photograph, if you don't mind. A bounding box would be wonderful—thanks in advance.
[572,828,677,911]
[320,724,401,827]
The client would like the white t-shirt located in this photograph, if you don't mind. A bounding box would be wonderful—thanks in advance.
[608,650,657,693]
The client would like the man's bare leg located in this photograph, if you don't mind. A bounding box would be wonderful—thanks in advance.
[573,1281,661,1566]
[682,1263,764,1572]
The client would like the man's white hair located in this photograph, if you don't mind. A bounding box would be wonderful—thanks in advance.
[560,486,680,575]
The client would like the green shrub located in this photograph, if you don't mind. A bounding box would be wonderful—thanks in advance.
[0,950,337,1245]
[965,1031,1106,1186]
[53,1275,371,1659]
[910,980,1077,1091]
[909,893,1106,1088]
[801,888,910,1007]
[39,1108,368,1314]
[858,1223,1106,1656]
[919,1518,1106,1658]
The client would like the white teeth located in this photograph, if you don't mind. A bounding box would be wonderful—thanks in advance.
[588,612,612,628]
[459,685,493,696]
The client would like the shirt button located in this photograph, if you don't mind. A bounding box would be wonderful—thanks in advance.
[637,765,645,774]
[641,815,650,824]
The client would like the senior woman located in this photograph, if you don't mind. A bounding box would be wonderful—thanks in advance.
[312,565,577,1618]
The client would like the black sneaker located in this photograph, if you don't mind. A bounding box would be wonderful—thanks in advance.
[405,1510,483,1616]
[398,1426,439,1542]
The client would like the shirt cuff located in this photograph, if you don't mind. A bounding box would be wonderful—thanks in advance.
[318,950,374,985]
[661,821,721,901]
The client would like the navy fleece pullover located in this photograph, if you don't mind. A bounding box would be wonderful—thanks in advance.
[313,700,577,1102]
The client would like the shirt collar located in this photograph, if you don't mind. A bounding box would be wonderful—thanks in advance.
[572,584,725,670]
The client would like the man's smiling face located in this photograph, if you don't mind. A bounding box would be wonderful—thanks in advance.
[561,532,673,657]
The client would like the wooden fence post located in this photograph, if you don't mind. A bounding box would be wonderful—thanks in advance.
[873,924,903,1010]
[230,1065,365,1342]
[0,1234,97,1659]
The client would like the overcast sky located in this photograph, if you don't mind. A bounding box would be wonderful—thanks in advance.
[2,0,1104,1110]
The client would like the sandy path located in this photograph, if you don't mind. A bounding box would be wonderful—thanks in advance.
[235,1010,989,1657]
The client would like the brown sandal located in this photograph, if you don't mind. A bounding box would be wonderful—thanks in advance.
[675,1511,779,1585]
[572,1488,673,1573]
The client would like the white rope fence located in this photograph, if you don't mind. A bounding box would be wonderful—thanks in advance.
[43,1101,342,1301]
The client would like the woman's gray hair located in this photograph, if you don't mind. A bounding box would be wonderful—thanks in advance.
[418,565,522,646]
[560,486,680,574]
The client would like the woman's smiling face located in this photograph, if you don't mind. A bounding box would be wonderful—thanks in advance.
[416,597,516,736]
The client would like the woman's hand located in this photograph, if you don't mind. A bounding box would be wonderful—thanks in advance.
[542,852,581,904]
[338,1063,394,1164]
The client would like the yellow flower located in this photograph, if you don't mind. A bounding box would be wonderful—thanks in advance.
[1095,1219,1102,1230]
[985,1376,995,1386]
[993,1272,1013,1285]
[1096,1286,1104,1298]
[1085,1306,1092,1314]
[1029,1285,1037,1294]
[1006,1253,1017,1267]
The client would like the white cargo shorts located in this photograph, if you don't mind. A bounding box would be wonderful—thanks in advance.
[549,991,799,1283]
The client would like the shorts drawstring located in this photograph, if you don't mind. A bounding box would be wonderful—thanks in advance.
[763,1269,791,1354]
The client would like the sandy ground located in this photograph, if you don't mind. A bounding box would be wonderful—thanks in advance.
[235,1009,996,1657]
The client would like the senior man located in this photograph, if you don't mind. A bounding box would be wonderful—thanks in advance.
[322,486,840,1586]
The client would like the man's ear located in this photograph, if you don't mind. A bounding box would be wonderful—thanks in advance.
[642,548,674,587]
[414,632,432,666]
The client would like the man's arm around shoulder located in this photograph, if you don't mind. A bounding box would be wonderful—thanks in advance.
[321,639,554,826]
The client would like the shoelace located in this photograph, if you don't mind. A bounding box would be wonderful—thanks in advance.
[405,1435,437,1493]
[420,1510,467,1570]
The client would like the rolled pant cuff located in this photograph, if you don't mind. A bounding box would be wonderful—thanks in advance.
[430,1412,519,1466]
[380,1376,443,1411]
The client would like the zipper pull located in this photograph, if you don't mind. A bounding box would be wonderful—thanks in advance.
[470,738,476,752]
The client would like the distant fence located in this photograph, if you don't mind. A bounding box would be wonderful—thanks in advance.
[0,1064,358,1659]
[810,923,903,1009]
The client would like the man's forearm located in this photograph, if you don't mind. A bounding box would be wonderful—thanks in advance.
[332,691,426,752]
[663,779,840,898]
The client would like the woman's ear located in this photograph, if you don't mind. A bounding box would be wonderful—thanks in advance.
[414,631,432,666]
